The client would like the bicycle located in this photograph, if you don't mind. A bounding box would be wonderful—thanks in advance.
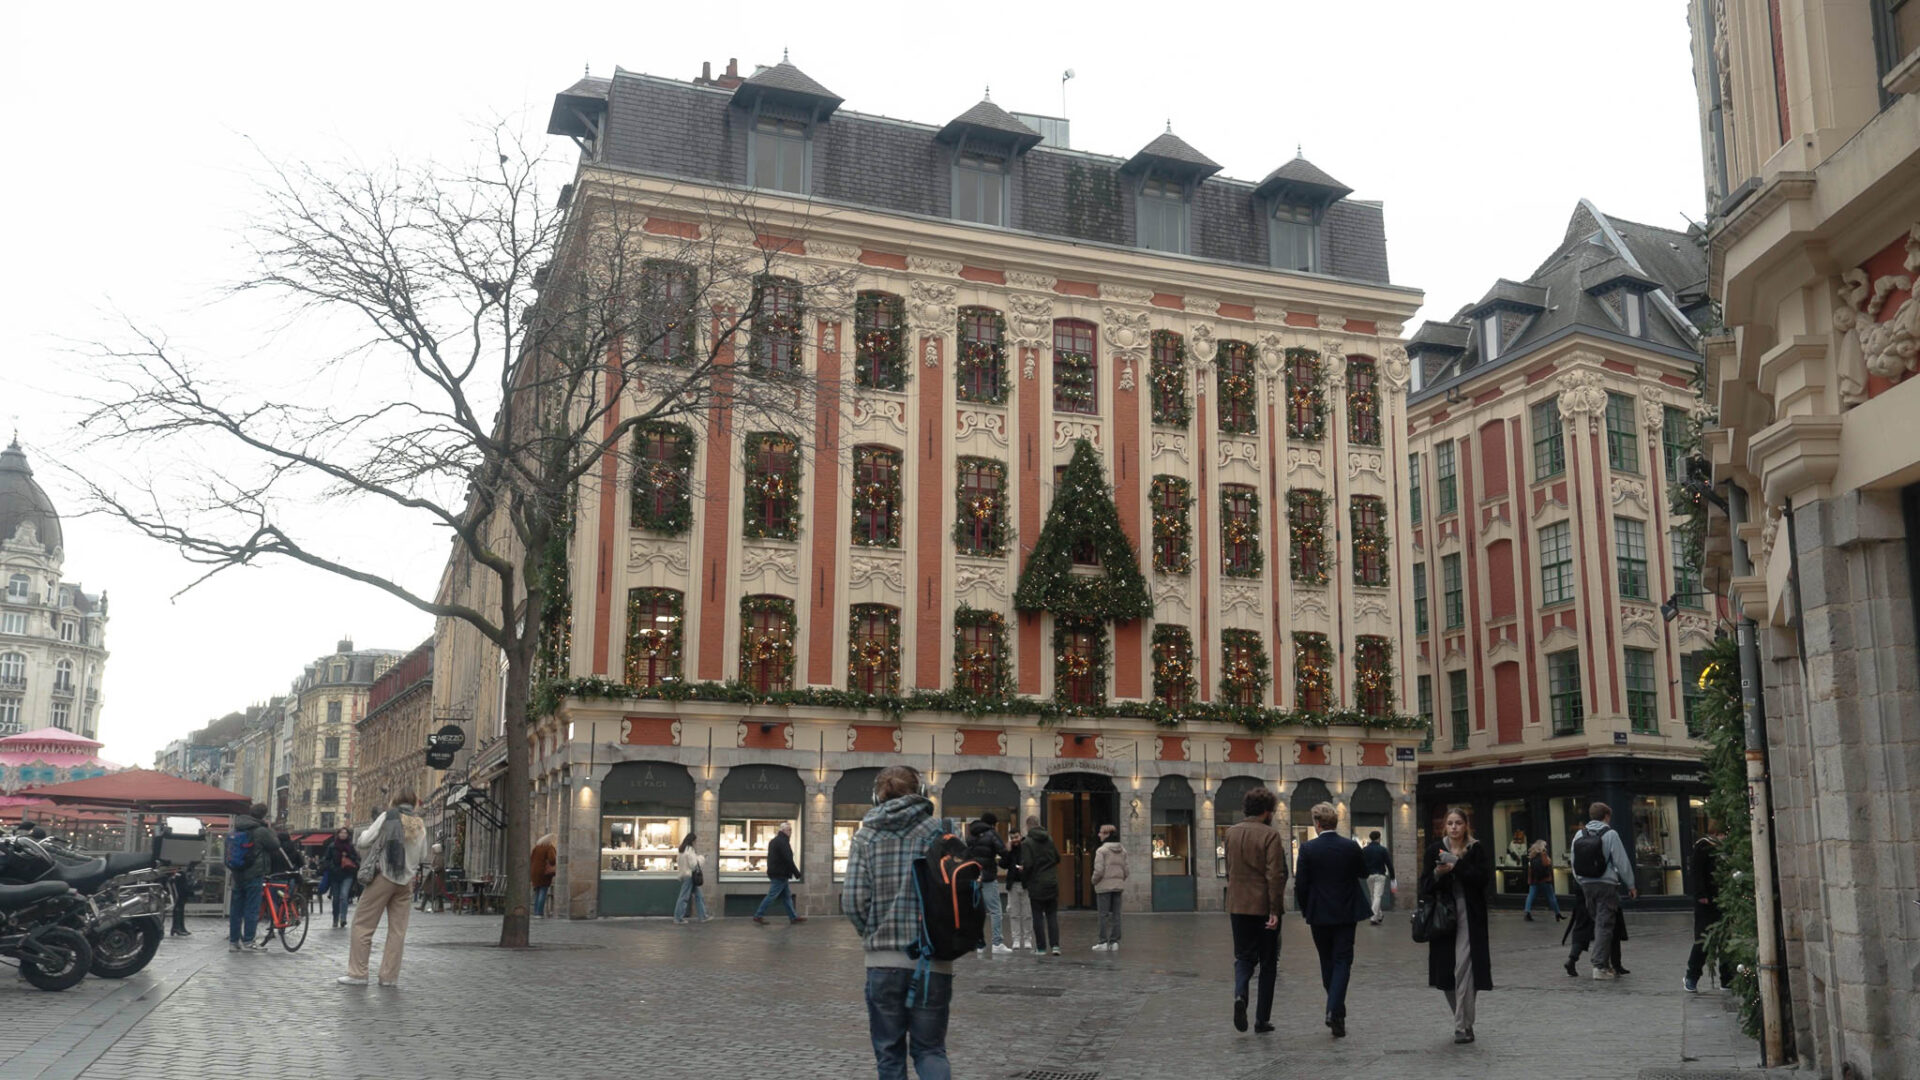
[259,873,308,952]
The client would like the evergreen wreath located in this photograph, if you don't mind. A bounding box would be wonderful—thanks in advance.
[1052,615,1108,710]
[1013,439,1153,620]
[1283,347,1328,440]
[1293,631,1333,708]
[1351,495,1390,587]
[854,291,908,391]
[1353,634,1393,717]
[1149,475,1193,574]
[742,433,802,540]
[850,446,902,549]
[1220,486,1265,579]
[955,306,1010,404]
[630,422,695,534]
[1347,357,1382,446]
[953,457,1010,556]
[624,588,684,686]
[1287,489,1329,585]
[1220,629,1271,707]
[951,605,1013,699]
[1151,624,1196,709]
[1149,329,1191,428]
[1053,349,1097,412]
[846,604,903,695]
[739,595,797,693]
[1216,339,1259,435]
[748,277,806,375]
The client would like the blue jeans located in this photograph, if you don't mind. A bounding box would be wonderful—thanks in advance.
[229,877,264,943]
[753,879,797,920]
[674,878,707,922]
[1310,922,1356,1020]
[329,874,353,922]
[979,881,1003,946]
[533,885,551,916]
[1524,882,1561,916]
[865,967,951,1080]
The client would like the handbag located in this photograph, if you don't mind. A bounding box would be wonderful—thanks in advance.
[1410,892,1457,943]
[691,863,705,888]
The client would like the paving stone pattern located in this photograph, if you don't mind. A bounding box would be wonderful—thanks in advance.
[0,907,1776,1079]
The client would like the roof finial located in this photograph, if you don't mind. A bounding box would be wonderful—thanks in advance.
[984,84,991,101]
[584,61,590,77]
[1296,143,1303,158]
[782,46,790,63]
[1165,118,1172,133]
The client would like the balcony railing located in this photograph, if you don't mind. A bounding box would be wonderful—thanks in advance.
[51,686,75,700]
[0,676,25,691]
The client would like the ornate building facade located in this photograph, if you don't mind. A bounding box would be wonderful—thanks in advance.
[1405,203,1717,908]
[285,639,401,831]
[1687,1,1920,1073]
[354,639,433,826]
[433,58,1430,919]
[0,438,109,739]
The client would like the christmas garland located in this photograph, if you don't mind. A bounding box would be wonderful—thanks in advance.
[1149,329,1191,428]
[1151,624,1196,709]
[952,457,1010,556]
[1287,489,1329,585]
[1353,634,1393,718]
[739,594,797,692]
[952,605,1013,700]
[850,445,902,549]
[630,422,695,534]
[1052,615,1109,711]
[1293,631,1333,709]
[742,433,802,540]
[1220,629,1271,707]
[1347,357,1382,446]
[1219,486,1264,579]
[639,259,698,363]
[533,503,574,686]
[624,587,684,686]
[1284,347,1328,440]
[749,277,806,375]
[1350,495,1390,588]
[1053,349,1097,412]
[1149,475,1193,574]
[846,603,902,695]
[955,306,1010,404]
[1216,339,1259,436]
[854,291,908,392]
[1013,440,1153,620]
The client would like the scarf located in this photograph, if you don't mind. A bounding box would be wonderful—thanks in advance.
[378,804,417,880]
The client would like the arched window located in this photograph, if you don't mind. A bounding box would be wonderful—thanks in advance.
[5,574,27,601]
[0,652,23,685]
[1052,320,1098,415]
[847,604,900,695]
[53,659,73,692]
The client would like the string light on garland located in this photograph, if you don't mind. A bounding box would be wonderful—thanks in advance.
[1149,330,1191,428]
[1350,495,1390,587]
[1217,340,1258,435]
[1293,631,1333,709]
[739,595,796,694]
[952,605,1012,700]
[1220,486,1264,579]
[854,291,908,391]
[956,306,1010,405]
[1354,634,1394,717]
[1151,625,1195,710]
[743,433,803,540]
[953,457,1010,556]
[630,422,695,534]
[1053,350,1097,411]
[1284,347,1329,440]
[847,604,902,695]
[1149,475,1193,574]
[851,446,902,549]
[624,588,685,687]
[1288,488,1329,585]
[748,277,806,375]
[1052,615,1108,711]
[1221,629,1270,708]
[1347,357,1381,446]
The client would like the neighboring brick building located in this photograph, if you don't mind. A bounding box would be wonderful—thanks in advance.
[1404,202,1717,909]
[1686,2,1920,1074]
[437,55,1431,920]
[354,638,434,827]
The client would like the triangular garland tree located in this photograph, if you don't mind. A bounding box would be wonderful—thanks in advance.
[1013,439,1154,620]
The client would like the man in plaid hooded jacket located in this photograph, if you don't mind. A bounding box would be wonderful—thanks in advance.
[844,765,953,1079]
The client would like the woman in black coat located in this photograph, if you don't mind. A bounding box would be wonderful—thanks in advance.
[1421,807,1493,1043]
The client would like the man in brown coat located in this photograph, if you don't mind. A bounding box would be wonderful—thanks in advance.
[531,833,558,918]
[1224,786,1288,1034]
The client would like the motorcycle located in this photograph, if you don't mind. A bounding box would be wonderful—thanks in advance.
[0,880,95,991]
[0,830,174,979]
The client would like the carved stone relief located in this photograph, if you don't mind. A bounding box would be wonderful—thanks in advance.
[956,409,1009,447]
[1220,581,1261,617]
[1640,393,1667,433]
[627,539,692,574]
[1557,365,1608,429]
[1006,270,1056,293]
[1382,345,1411,392]
[1610,477,1649,512]
[1152,574,1189,613]
[1007,292,1053,377]
[1102,284,1155,305]
[806,241,862,263]
[1217,437,1260,472]
[1054,420,1101,449]
[1103,305,1150,393]
[741,544,799,584]
[1317,313,1348,332]
[1620,604,1660,644]
[906,255,961,277]
[1150,432,1189,464]
[1354,593,1392,623]
[1834,224,1920,405]
[852,396,908,435]
[1182,296,1217,318]
[1287,447,1325,477]
[1292,591,1330,621]
[907,280,957,338]
[953,558,1007,596]
[848,553,905,593]
[1347,452,1385,483]
[1187,323,1217,395]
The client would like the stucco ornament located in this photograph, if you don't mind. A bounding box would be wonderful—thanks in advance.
[1258,333,1287,403]
[1835,225,1920,401]
[1188,323,1217,396]
[1103,305,1150,393]
[907,280,957,341]
[1007,292,1053,378]
[1006,270,1056,293]
[1102,284,1154,305]
[1321,340,1347,391]
[906,255,961,277]
[1640,392,1667,433]
[1557,367,1608,428]
[1382,345,1411,392]
[1317,313,1348,332]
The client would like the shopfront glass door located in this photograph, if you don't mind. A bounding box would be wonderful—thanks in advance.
[1043,774,1118,909]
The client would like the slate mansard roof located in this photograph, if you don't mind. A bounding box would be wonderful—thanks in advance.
[561,65,1393,286]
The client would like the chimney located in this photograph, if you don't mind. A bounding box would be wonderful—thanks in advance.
[337,638,354,654]
[702,61,712,82]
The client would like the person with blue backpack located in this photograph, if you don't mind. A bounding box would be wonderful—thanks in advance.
[844,764,974,1080]
[225,802,282,952]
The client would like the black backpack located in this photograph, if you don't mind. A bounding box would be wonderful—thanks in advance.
[1572,826,1611,879]
[911,823,987,963]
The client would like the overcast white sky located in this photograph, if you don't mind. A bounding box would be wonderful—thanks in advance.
[0,1,1706,769]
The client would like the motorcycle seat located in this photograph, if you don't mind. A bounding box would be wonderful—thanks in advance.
[0,880,72,910]
[101,852,157,877]
[48,858,116,893]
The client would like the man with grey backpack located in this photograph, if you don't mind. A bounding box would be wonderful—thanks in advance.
[1570,801,1637,980]
[338,790,429,987]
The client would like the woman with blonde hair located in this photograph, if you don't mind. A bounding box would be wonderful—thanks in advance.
[1522,839,1562,922]
[1421,807,1492,1043]
[338,790,430,988]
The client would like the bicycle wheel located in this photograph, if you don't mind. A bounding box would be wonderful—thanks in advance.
[280,891,308,952]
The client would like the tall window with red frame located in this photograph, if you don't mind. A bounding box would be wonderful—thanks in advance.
[847,604,899,695]
[640,260,697,362]
[1056,618,1102,707]
[630,422,692,534]
[1221,630,1267,708]
[1294,632,1332,711]
[750,276,803,375]
[853,290,906,391]
[1150,475,1192,573]
[1347,357,1381,446]
[956,617,1003,697]
[1355,635,1392,717]
[741,597,793,693]
[850,445,902,548]
[1221,484,1260,577]
[956,307,1007,404]
[743,434,800,540]
[1285,350,1325,439]
[1052,320,1097,415]
[1217,340,1258,435]
[1288,489,1328,585]
[955,457,1007,556]
[624,588,683,688]
[1351,495,1389,587]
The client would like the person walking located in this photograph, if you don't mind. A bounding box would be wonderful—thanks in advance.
[1018,817,1061,955]
[338,790,429,988]
[1002,829,1032,951]
[1295,802,1367,1037]
[844,765,953,1080]
[1224,786,1287,1035]
[321,827,359,928]
[416,842,445,913]
[752,821,806,925]
[1422,807,1492,1044]
[530,833,558,918]
[1521,840,1562,922]
[1360,830,1395,925]
[226,802,281,953]
[1090,824,1128,952]
[1684,823,1729,992]
[1561,877,1628,976]
[965,814,1011,955]
[674,833,710,924]
[1570,802,1636,980]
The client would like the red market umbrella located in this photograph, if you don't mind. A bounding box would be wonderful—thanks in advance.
[17,768,252,815]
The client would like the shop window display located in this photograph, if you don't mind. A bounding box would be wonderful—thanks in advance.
[1213,776,1263,879]
[832,767,881,881]
[1632,794,1683,896]
[717,765,804,881]
[601,815,685,876]
[1288,778,1333,868]
[1491,799,1534,895]
[597,761,697,916]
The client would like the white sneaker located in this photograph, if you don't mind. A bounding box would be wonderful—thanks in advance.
[1107,943,1119,952]
[336,975,368,986]
[1592,967,1616,981]
[993,944,1013,954]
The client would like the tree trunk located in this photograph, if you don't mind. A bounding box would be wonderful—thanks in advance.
[498,644,534,948]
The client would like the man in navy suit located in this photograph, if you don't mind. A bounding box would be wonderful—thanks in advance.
[1293,801,1368,1038]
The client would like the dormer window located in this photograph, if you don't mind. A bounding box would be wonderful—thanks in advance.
[1271,204,1317,273]
[1137,177,1188,253]
[750,117,809,194]
[953,153,1008,226]
[1623,290,1645,336]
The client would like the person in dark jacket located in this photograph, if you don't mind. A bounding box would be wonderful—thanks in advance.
[1422,807,1492,1044]
[226,804,282,952]
[320,827,359,928]
[1360,830,1395,924]
[751,821,806,925]
[1002,830,1032,950]
[1563,876,1629,975]
[1685,825,1730,991]
[1018,817,1061,955]
[258,823,305,948]
[1522,840,1562,921]
[1294,803,1369,1037]
[966,815,1011,954]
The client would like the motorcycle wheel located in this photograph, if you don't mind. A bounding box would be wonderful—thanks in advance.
[280,893,308,952]
[90,917,162,979]
[21,926,93,991]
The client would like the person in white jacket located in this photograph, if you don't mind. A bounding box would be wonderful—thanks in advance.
[674,833,710,924]
[338,790,430,987]
[1090,824,1129,952]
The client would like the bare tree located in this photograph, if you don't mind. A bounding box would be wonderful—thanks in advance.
[73,127,852,947]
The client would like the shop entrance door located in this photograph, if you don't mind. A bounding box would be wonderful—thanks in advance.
[1043,772,1118,910]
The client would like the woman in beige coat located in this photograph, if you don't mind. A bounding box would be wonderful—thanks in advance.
[1090,824,1129,952]
[338,790,430,988]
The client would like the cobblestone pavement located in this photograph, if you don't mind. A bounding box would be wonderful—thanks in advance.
[0,905,1775,1080]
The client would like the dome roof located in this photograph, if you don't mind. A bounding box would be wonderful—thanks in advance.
[0,438,62,557]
